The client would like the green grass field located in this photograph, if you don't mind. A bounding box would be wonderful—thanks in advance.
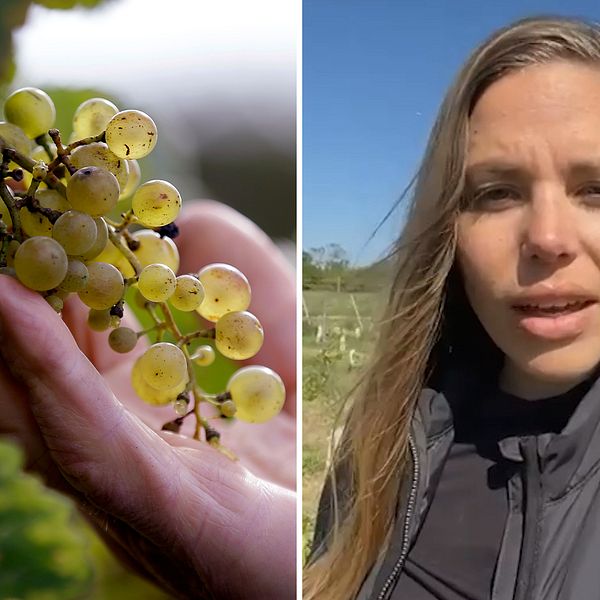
[302,289,383,561]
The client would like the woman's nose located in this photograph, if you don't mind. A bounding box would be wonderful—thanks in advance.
[520,185,578,264]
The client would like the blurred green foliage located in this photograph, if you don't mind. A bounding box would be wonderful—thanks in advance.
[0,438,172,599]
[0,440,92,598]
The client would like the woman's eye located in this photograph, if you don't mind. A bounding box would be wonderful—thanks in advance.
[578,184,600,198]
[472,186,519,205]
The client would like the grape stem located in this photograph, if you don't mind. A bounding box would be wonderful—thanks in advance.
[0,178,21,240]
[0,140,66,196]
[108,227,142,276]
[113,210,137,233]
[192,386,205,441]
[47,129,76,175]
[161,303,207,440]
[177,328,216,346]
[66,131,105,152]
[45,129,105,174]
[136,323,166,338]
[157,301,224,444]
[159,302,182,338]
[201,390,232,408]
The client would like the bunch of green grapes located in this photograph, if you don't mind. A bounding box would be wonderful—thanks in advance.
[0,87,286,454]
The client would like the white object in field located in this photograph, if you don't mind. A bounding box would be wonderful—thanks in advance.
[348,349,363,369]
[316,324,324,344]
[303,295,311,324]
[350,293,364,331]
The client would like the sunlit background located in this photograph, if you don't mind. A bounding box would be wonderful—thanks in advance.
[0,0,295,597]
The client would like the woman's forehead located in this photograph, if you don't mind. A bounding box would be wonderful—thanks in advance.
[467,62,600,166]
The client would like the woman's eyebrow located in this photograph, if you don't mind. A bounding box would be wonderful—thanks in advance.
[568,160,600,176]
[465,161,527,182]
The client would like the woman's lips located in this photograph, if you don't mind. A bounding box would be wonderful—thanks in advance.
[512,300,597,340]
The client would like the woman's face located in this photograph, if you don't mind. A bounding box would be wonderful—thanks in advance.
[457,61,600,399]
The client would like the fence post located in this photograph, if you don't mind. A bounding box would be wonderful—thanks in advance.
[350,293,364,332]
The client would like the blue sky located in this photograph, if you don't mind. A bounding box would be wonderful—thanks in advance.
[303,0,600,265]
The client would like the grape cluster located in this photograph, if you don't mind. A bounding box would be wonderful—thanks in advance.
[0,87,286,454]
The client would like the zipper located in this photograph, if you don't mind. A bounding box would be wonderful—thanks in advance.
[375,434,421,600]
[513,437,542,600]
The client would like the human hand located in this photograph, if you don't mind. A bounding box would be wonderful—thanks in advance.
[0,201,296,599]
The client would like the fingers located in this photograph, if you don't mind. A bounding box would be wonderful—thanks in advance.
[176,201,296,415]
[0,274,178,524]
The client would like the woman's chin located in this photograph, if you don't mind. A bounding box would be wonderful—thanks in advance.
[499,348,600,399]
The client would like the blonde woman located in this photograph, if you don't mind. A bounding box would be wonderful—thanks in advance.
[305,15,600,600]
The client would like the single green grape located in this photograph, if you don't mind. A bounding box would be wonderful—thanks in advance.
[72,97,119,138]
[138,263,176,302]
[45,294,64,313]
[13,236,68,291]
[196,263,251,322]
[105,109,158,159]
[70,142,129,190]
[93,229,180,279]
[78,217,108,261]
[87,308,112,332]
[173,397,189,416]
[19,186,70,238]
[132,180,182,227]
[138,342,188,391]
[131,356,188,405]
[226,366,285,424]
[108,327,138,353]
[52,210,97,255]
[67,166,120,217]
[77,261,124,310]
[220,399,237,418]
[0,122,33,187]
[119,159,141,199]
[58,259,89,292]
[4,87,56,138]
[0,197,12,228]
[133,229,179,273]
[5,239,19,267]
[20,207,52,237]
[0,121,32,155]
[191,345,215,367]
[215,310,264,360]
[90,240,130,275]
[30,142,57,161]
[38,188,70,209]
[170,274,205,311]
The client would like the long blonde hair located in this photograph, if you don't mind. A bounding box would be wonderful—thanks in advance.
[304,15,600,600]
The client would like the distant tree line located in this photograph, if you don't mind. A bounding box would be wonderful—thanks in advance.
[303,244,391,292]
